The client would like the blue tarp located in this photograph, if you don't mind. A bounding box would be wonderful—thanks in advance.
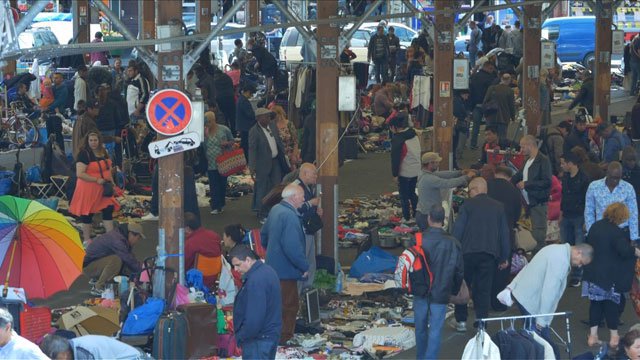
[348,246,398,278]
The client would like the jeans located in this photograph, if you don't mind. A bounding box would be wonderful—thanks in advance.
[413,296,430,359]
[560,215,585,245]
[207,169,228,211]
[470,106,484,148]
[469,50,478,68]
[530,204,548,251]
[631,58,640,95]
[388,57,397,81]
[426,303,447,359]
[455,252,496,322]
[242,339,278,360]
[398,176,418,221]
[373,60,388,83]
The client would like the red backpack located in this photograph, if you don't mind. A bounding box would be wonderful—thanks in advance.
[394,233,434,297]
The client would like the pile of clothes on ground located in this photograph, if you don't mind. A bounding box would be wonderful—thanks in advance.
[279,287,417,359]
[337,194,418,249]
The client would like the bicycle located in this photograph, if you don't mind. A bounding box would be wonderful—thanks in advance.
[0,101,40,148]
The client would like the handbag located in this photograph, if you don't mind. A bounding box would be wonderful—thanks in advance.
[449,280,469,305]
[515,225,537,252]
[303,212,324,235]
[96,159,114,198]
[215,148,246,177]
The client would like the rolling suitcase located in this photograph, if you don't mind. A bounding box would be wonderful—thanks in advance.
[152,312,188,360]
[177,303,217,359]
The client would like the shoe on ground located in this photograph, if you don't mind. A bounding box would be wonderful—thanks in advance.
[141,213,158,221]
[569,279,581,288]
[448,319,467,332]
[88,278,97,286]
[210,209,223,215]
[90,286,103,297]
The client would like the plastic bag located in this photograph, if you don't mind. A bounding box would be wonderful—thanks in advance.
[218,257,237,306]
[121,297,165,335]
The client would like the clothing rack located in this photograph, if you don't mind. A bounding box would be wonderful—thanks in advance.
[476,311,573,358]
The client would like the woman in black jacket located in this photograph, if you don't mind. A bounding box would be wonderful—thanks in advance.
[582,202,640,349]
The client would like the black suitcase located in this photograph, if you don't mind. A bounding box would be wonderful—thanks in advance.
[152,312,188,360]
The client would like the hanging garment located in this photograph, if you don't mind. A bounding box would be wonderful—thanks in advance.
[492,330,536,359]
[411,75,431,109]
[295,67,309,108]
[531,331,556,359]
[462,331,501,360]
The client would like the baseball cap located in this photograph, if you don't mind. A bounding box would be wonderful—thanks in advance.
[127,222,146,239]
[421,152,443,164]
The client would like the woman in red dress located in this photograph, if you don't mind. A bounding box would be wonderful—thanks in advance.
[69,132,120,246]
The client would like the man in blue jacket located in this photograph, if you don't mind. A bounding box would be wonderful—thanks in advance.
[261,183,309,344]
[43,72,69,151]
[230,245,282,359]
[597,123,632,163]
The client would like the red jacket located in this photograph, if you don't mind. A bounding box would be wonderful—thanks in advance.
[185,227,222,272]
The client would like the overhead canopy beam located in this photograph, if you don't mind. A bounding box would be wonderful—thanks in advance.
[90,0,157,74]
[15,0,49,34]
[183,0,246,77]
[541,0,560,21]
[454,0,486,33]
[3,0,552,62]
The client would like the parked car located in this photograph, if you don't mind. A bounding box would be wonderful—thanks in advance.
[16,28,60,74]
[279,26,372,65]
[542,16,622,68]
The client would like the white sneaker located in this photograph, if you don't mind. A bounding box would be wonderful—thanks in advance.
[141,213,158,221]
[448,319,467,332]
[210,209,223,215]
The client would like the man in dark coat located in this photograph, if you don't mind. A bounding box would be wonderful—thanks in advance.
[451,177,510,332]
[231,245,282,359]
[483,73,515,140]
[367,26,390,84]
[469,61,497,149]
[563,115,590,154]
[420,204,463,359]
[213,66,237,133]
[487,166,522,310]
[512,135,553,251]
[249,108,288,220]
[236,83,256,162]
[569,73,594,116]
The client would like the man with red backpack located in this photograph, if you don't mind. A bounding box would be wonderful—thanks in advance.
[420,204,464,359]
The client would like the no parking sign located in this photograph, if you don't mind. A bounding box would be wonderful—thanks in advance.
[146,89,193,136]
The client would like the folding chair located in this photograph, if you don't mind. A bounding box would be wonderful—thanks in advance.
[50,175,69,199]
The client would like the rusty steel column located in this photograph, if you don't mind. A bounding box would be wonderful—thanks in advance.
[432,0,454,169]
[522,3,542,135]
[316,0,339,258]
[156,0,184,299]
[247,0,259,27]
[594,0,613,122]
[196,0,211,34]
[141,0,155,54]
[75,0,90,44]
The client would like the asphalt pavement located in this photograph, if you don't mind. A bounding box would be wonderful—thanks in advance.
[33,92,639,359]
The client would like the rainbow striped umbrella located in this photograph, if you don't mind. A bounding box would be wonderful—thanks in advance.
[0,196,84,299]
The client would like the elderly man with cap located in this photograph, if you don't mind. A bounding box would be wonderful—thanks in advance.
[415,152,474,231]
[249,107,289,221]
[83,222,145,296]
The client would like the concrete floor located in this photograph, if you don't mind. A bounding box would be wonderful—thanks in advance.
[33,92,639,359]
